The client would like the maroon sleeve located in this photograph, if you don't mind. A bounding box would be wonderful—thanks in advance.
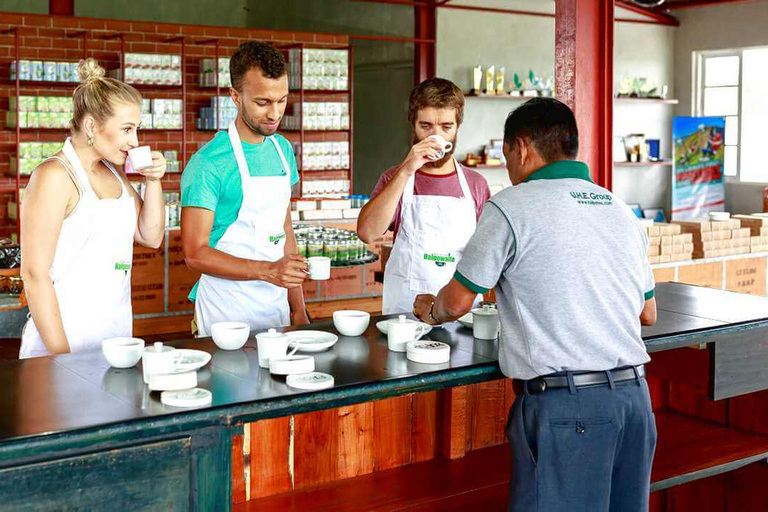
[465,169,492,221]
[369,168,400,233]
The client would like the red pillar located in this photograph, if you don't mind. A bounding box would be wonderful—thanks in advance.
[414,2,436,85]
[555,0,614,190]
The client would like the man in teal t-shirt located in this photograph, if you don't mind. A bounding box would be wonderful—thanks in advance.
[181,41,309,336]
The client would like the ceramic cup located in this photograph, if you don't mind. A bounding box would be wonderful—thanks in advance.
[256,328,299,369]
[387,315,429,352]
[472,304,500,340]
[141,342,182,384]
[128,145,153,171]
[426,134,453,161]
[308,256,331,280]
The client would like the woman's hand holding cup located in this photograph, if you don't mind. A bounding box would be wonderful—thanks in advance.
[127,146,166,182]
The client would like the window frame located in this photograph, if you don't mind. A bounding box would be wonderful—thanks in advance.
[694,48,768,185]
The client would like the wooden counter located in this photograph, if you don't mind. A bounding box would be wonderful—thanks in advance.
[1,283,767,511]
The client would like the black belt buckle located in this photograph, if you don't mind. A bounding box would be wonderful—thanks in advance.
[528,377,547,394]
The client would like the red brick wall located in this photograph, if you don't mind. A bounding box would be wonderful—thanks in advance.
[0,11,351,238]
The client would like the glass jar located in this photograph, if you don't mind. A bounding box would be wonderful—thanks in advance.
[0,275,8,294]
[323,238,338,260]
[307,234,324,258]
[337,238,350,261]
[296,237,308,258]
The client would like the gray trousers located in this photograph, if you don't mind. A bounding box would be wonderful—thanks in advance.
[506,373,657,512]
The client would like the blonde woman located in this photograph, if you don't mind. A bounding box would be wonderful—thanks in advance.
[20,58,166,358]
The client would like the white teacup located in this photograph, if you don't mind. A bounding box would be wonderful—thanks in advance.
[387,315,429,352]
[128,145,153,171]
[307,256,331,280]
[141,342,181,384]
[472,304,500,340]
[426,134,453,161]
[255,328,299,369]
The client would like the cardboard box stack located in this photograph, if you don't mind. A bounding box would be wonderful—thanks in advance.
[733,214,768,253]
[672,218,751,259]
[645,223,694,264]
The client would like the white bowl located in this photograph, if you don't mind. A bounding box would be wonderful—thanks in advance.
[102,337,145,368]
[211,322,250,350]
[333,310,371,336]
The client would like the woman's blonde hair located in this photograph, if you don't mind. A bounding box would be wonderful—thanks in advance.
[70,58,142,134]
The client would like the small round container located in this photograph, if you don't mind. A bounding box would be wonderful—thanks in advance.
[161,388,212,408]
[286,372,334,391]
[407,341,451,364]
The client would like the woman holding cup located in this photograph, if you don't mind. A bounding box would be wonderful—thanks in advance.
[19,58,166,358]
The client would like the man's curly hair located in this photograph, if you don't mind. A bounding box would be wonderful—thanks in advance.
[230,41,287,91]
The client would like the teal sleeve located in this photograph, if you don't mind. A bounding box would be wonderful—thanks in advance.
[277,136,300,186]
[181,154,220,211]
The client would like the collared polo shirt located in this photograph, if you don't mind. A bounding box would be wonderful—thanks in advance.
[455,160,654,380]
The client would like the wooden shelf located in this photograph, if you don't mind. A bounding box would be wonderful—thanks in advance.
[614,160,673,167]
[1,80,78,88]
[239,410,768,511]
[281,129,350,134]
[128,82,183,90]
[615,96,679,105]
[291,89,350,95]
[465,92,531,100]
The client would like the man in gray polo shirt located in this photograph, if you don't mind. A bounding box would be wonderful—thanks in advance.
[413,98,658,512]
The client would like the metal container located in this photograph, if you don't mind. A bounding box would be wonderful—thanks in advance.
[323,238,338,260]
[307,234,324,258]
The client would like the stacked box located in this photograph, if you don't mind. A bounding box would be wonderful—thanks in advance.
[673,217,751,258]
[645,223,693,264]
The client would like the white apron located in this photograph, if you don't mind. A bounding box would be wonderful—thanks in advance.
[20,138,137,358]
[194,122,291,337]
[382,159,480,315]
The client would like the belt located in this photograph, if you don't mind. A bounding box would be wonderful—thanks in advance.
[513,365,646,395]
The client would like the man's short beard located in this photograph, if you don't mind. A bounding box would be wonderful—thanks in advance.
[240,105,274,137]
[423,148,455,168]
[415,132,457,169]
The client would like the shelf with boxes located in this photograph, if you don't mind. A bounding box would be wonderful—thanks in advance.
[0,28,355,243]
[642,214,768,265]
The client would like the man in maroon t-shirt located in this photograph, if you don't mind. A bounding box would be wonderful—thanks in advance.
[358,78,491,315]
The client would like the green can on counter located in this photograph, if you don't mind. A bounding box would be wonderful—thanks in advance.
[296,237,308,258]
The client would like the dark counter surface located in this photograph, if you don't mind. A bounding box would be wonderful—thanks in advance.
[1,282,767,447]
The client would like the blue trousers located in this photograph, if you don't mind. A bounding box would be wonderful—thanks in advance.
[506,374,657,512]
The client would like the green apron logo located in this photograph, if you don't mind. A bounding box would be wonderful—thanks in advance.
[269,233,286,245]
[423,253,456,268]
[114,262,131,272]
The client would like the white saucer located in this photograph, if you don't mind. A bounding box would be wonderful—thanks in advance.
[376,320,433,336]
[174,349,212,372]
[286,372,334,390]
[407,340,451,364]
[287,331,339,353]
[457,313,473,329]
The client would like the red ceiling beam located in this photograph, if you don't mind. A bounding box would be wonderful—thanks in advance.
[615,0,680,25]
[661,0,760,9]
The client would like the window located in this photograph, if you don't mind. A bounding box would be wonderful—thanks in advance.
[696,48,768,182]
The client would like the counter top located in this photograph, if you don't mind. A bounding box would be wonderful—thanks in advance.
[1,282,767,451]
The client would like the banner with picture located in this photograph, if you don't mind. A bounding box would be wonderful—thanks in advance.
[672,116,726,220]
